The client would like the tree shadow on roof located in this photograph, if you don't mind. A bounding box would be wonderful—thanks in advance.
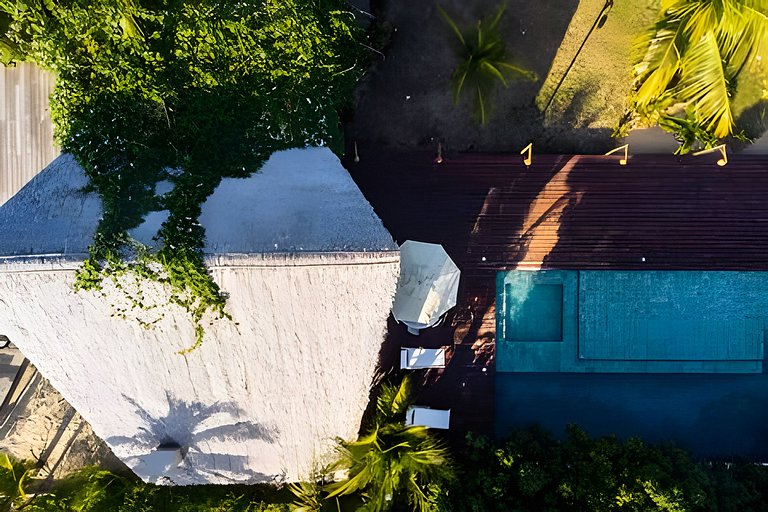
[106,393,281,484]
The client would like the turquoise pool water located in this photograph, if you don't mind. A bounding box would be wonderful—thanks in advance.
[496,372,768,459]
[495,269,768,458]
[503,282,563,341]
[496,270,767,373]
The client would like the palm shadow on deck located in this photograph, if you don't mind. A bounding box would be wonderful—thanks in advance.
[350,148,576,440]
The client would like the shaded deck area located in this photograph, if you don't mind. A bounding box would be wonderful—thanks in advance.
[350,147,567,438]
[350,146,768,445]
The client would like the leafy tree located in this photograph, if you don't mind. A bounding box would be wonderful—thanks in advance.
[437,1,536,124]
[437,426,724,512]
[319,376,453,512]
[618,0,768,152]
[0,0,365,350]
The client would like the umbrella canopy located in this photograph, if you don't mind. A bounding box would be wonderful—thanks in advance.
[392,241,460,330]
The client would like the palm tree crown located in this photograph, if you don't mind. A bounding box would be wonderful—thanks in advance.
[621,0,768,150]
[438,1,536,124]
[324,376,453,512]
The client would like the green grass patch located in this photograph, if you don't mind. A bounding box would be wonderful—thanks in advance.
[536,0,659,130]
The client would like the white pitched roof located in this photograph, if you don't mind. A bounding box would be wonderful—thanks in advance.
[0,147,399,484]
[0,147,396,258]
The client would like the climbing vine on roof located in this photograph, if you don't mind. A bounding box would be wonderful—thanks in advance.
[0,0,365,351]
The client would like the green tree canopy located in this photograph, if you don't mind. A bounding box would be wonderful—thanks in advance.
[289,376,453,512]
[438,425,768,512]
[325,376,453,512]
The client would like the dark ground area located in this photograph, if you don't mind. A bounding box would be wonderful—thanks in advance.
[497,373,768,460]
[350,0,582,152]
[348,0,767,154]
[349,0,645,154]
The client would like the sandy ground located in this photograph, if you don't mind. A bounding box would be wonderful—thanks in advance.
[0,377,126,478]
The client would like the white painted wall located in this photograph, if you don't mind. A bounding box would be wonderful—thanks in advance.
[0,254,398,484]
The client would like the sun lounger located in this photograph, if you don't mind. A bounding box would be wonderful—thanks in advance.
[400,347,447,370]
[405,406,450,430]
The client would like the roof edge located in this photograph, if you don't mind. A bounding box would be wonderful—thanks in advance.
[0,251,400,273]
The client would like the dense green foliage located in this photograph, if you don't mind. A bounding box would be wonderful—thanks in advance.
[619,0,768,152]
[291,376,454,512]
[437,426,768,512]
[437,2,536,124]
[0,460,293,512]
[5,424,768,511]
[0,453,33,510]
[0,0,364,350]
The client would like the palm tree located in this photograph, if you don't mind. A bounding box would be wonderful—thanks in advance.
[620,0,768,152]
[323,376,453,512]
[438,2,536,124]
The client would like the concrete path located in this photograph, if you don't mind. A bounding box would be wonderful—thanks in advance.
[0,344,25,403]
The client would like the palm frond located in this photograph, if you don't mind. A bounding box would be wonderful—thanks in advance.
[487,0,507,30]
[495,61,537,80]
[325,464,374,498]
[675,30,733,137]
[633,24,684,107]
[476,86,486,124]
[718,1,768,76]
[481,61,507,87]
[375,375,413,422]
[435,3,465,46]
[451,60,471,105]
[288,481,323,512]
[682,1,720,43]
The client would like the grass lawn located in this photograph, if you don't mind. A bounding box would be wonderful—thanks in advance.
[536,0,658,134]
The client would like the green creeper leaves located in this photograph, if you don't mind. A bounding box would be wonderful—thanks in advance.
[1,0,365,351]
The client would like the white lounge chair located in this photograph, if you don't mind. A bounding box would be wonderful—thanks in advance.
[405,406,450,430]
[400,347,448,370]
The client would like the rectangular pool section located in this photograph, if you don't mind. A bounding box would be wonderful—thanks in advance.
[497,270,766,373]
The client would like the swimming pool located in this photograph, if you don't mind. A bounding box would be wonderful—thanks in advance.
[496,270,767,373]
[495,269,768,458]
[496,372,768,459]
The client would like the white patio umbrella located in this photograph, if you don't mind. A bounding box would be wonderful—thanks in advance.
[392,241,461,335]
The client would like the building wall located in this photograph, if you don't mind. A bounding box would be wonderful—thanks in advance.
[0,253,399,484]
[0,63,58,206]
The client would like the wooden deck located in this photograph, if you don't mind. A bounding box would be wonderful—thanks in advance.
[349,145,768,438]
[349,147,525,438]
[0,63,58,205]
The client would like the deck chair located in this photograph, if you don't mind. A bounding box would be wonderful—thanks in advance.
[400,347,447,370]
[405,406,450,430]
